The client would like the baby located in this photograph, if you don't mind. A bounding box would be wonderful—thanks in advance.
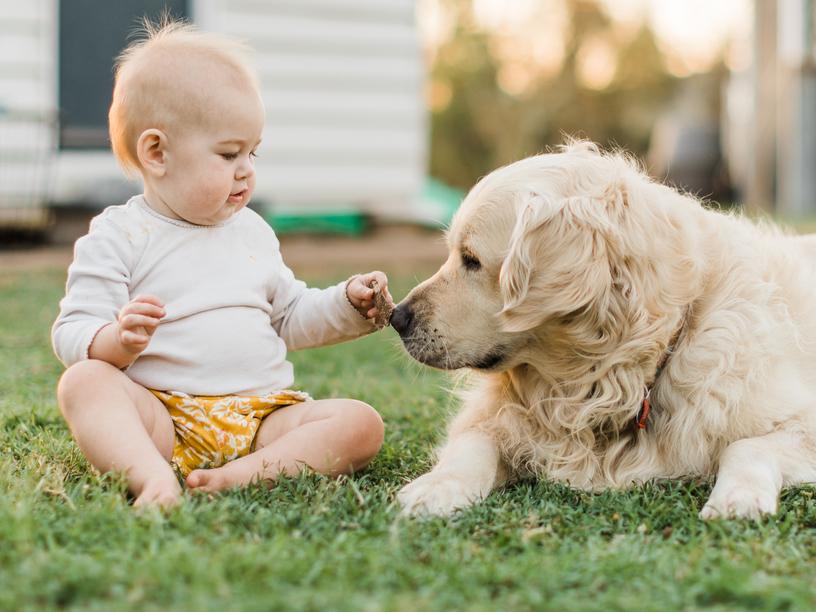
[52,21,393,508]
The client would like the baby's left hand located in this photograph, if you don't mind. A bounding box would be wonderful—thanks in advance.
[347,271,395,322]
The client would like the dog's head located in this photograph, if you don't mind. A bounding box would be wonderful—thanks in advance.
[392,141,703,372]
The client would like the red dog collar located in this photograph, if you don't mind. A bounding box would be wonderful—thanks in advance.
[636,309,690,431]
[636,394,651,430]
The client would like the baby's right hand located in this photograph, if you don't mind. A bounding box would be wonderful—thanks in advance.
[116,295,165,355]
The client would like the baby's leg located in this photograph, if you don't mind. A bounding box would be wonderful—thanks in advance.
[57,359,180,508]
[186,399,384,493]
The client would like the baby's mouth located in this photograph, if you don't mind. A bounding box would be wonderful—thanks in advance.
[228,189,247,203]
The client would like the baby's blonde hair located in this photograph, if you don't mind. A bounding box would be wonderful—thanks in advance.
[109,18,259,175]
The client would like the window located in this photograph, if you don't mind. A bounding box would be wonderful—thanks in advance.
[58,0,188,149]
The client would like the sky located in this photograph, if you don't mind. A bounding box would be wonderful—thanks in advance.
[417,0,753,92]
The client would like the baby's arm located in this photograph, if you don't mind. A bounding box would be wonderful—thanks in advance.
[52,214,159,368]
[267,232,394,349]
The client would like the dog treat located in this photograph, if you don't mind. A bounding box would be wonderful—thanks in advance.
[370,280,394,329]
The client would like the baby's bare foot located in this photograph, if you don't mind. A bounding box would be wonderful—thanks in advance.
[186,467,236,493]
[133,478,182,510]
[187,461,264,493]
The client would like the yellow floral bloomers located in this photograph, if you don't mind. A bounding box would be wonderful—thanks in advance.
[149,389,312,477]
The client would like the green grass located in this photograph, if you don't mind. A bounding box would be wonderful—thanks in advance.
[2,267,816,611]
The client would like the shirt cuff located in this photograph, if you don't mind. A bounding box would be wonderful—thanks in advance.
[52,319,112,367]
[84,321,112,360]
[338,277,376,334]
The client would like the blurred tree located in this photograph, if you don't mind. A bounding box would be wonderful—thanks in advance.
[428,0,680,190]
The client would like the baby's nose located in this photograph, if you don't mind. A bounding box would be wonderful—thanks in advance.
[236,161,254,179]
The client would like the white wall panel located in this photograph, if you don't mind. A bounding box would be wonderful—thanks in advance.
[6,0,427,221]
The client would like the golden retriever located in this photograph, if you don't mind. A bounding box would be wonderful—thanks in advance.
[392,141,816,519]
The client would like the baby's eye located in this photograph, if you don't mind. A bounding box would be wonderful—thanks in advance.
[249,150,258,159]
[220,152,239,161]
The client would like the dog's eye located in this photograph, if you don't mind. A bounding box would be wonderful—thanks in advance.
[461,252,481,271]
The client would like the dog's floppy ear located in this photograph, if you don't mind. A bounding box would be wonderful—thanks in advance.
[498,186,625,333]
[498,194,552,332]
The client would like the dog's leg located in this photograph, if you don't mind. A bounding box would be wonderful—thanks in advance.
[700,430,816,520]
[397,430,507,516]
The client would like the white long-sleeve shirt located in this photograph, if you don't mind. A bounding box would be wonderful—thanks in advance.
[52,195,374,396]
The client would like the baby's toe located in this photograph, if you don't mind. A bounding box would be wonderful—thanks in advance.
[185,469,208,489]
[186,468,232,493]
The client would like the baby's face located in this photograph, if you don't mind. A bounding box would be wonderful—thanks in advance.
[158,90,265,225]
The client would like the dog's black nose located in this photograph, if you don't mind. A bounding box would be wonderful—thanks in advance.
[390,302,415,336]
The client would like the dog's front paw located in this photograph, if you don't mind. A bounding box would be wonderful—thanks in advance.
[397,471,484,517]
[700,481,778,520]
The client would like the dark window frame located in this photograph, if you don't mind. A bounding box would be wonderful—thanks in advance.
[58,0,188,150]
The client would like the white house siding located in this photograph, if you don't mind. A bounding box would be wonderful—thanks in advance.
[1,0,427,223]
[0,0,56,226]
[724,0,816,216]
[193,0,427,219]
[775,0,816,217]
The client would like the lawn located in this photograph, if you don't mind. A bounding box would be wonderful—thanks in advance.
[1,265,815,611]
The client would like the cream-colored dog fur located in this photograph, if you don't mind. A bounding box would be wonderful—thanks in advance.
[394,141,816,519]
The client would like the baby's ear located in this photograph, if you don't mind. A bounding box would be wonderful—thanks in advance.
[136,129,168,177]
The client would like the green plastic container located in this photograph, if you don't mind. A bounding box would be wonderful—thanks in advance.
[260,178,464,235]
[262,208,367,235]
[421,177,465,227]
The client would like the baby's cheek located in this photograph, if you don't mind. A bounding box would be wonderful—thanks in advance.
[246,173,257,195]
[197,168,230,199]
[186,184,214,209]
